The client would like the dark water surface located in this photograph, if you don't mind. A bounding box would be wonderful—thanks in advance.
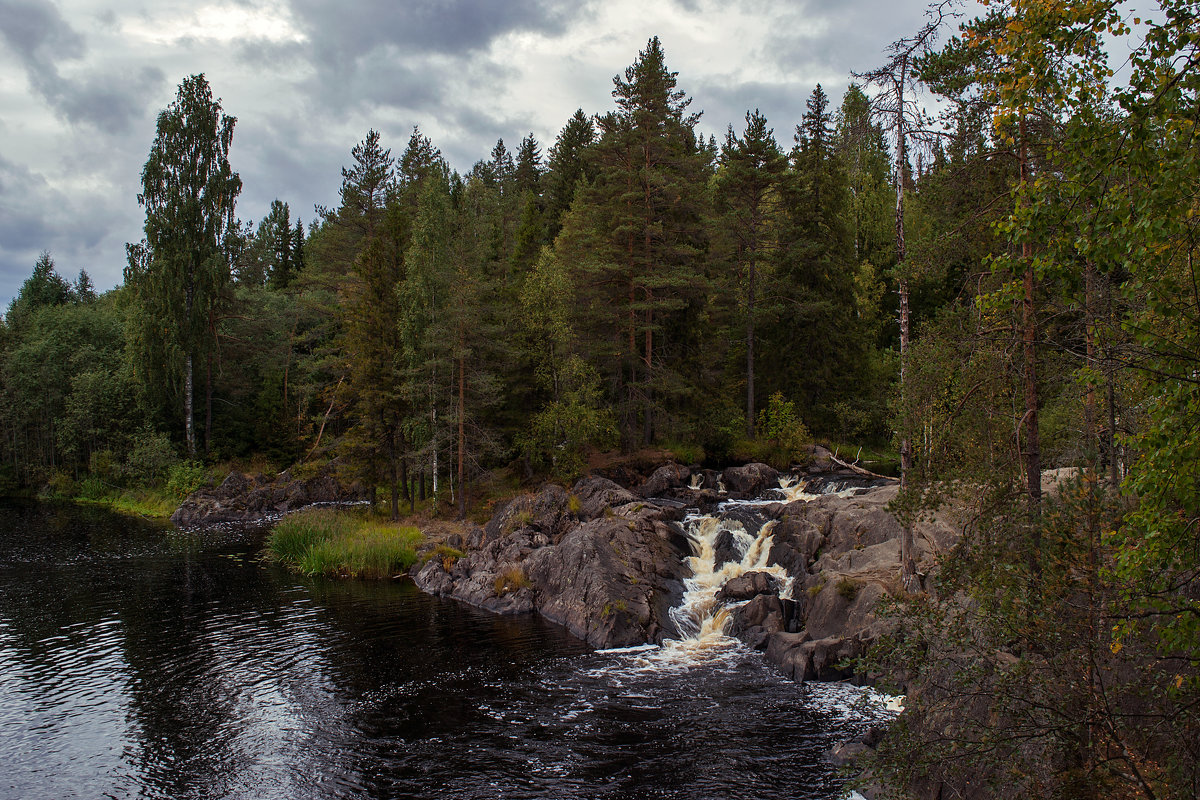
[0,501,884,800]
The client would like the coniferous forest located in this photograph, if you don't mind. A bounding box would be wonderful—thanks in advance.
[3,2,1200,795]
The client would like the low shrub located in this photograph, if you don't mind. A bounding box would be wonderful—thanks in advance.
[836,577,860,602]
[123,429,178,486]
[166,461,206,499]
[42,470,78,499]
[77,475,110,501]
[430,543,465,570]
[665,441,705,466]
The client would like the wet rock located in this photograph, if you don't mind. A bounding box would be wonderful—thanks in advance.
[716,570,780,602]
[170,466,369,528]
[414,481,689,650]
[524,516,686,648]
[694,490,722,514]
[712,529,742,570]
[721,462,779,497]
[765,631,813,681]
[571,476,639,521]
[828,740,870,766]
[719,506,769,537]
[763,631,859,682]
[729,594,786,648]
[694,469,722,491]
[637,463,691,497]
[802,445,836,473]
[767,517,825,576]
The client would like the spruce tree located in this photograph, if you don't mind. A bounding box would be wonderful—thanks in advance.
[543,109,596,239]
[715,109,786,438]
[513,133,543,195]
[765,85,859,434]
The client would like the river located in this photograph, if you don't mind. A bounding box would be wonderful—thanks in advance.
[0,500,888,799]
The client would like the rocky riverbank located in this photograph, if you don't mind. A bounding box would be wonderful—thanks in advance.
[412,451,959,686]
[170,467,371,528]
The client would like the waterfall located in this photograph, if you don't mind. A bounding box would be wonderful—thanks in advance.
[633,504,793,664]
[607,471,866,665]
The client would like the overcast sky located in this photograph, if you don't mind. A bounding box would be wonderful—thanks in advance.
[0,0,950,310]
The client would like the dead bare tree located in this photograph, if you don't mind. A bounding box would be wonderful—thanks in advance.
[854,0,959,593]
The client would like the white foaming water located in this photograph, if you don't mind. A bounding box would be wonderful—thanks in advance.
[651,510,794,664]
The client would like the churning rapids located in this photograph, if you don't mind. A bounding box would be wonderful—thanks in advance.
[0,491,895,800]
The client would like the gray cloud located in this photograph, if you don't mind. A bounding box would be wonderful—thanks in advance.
[0,0,164,133]
[288,0,575,63]
[0,0,962,309]
[0,154,128,308]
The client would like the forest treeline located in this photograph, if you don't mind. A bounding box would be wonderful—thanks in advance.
[1,37,904,513]
[2,0,1199,795]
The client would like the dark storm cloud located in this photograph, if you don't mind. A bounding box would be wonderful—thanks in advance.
[0,0,164,134]
[0,156,60,254]
[692,79,814,137]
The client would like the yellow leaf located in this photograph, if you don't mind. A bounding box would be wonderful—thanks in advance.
[1110,640,1123,654]
[1177,675,1185,689]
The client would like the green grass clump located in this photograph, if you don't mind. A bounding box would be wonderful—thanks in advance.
[493,566,531,595]
[664,441,705,466]
[268,509,422,579]
[835,577,860,602]
[75,487,178,518]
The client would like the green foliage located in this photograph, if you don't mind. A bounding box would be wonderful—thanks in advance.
[123,429,179,486]
[664,441,704,466]
[77,475,109,501]
[165,461,206,499]
[753,391,810,467]
[519,355,618,482]
[40,470,77,499]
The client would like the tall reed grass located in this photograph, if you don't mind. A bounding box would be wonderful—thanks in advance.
[267,509,422,579]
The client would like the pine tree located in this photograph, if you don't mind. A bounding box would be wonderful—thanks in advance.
[567,36,709,447]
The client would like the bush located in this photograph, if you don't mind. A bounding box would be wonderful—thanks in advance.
[88,450,121,484]
[77,475,110,500]
[166,461,206,499]
[836,577,860,602]
[123,429,178,486]
[665,441,705,466]
[754,392,811,468]
[42,470,78,498]
[494,567,531,595]
[430,544,465,571]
